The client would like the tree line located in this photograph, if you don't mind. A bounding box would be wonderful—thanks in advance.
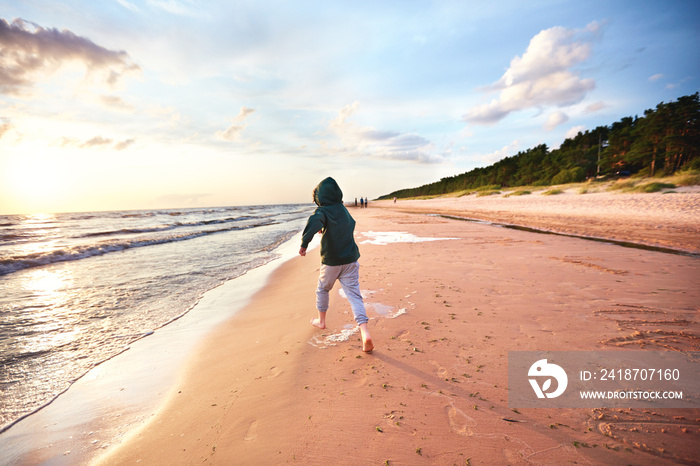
[379,93,699,199]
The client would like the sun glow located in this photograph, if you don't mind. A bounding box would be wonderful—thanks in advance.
[3,148,76,213]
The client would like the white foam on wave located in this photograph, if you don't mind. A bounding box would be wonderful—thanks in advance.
[359,231,459,245]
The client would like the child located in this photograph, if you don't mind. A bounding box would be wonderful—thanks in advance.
[298,177,373,353]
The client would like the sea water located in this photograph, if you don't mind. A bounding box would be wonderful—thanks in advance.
[0,204,311,433]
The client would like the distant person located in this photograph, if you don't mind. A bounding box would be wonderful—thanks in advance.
[393,197,397,204]
[355,198,358,207]
[360,197,364,208]
[299,177,373,353]
[364,197,368,208]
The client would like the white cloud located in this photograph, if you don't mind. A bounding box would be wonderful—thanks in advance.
[0,118,12,139]
[648,73,664,82]
[324,102,441,164]
[463,24,597,125]
[216,106,255,142]
[480,140,519,165]
[544,111,569,130]
[100,95,135,112]
[80,136,112,148]
[147,0,203,17]
[116,0,141,13]
[584,101,606,113]
[0,18,140,95]
[114,138,136,150]
[565,125,586,140]
[54,135,134,150]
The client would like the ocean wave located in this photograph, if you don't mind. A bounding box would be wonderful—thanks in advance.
[73,215,260,239]
[0,220,277,276]
[256,230,298,253]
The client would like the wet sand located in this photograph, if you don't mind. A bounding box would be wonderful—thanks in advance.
[96,200,699,465]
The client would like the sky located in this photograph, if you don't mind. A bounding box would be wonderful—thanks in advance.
[0,0,698,214]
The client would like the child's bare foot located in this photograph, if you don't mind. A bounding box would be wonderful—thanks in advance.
[358,322,373,353]
[310,317,326,329]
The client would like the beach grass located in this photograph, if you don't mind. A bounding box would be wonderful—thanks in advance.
[504,189,532,197]
[542,188,564,195]
[476,190,502,197]
[669,169,700,187]
[391,171,698,201]
[640,182,676,193]
[608,180,676,193]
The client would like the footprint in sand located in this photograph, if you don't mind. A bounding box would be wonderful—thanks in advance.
[445,403,477,437]
[244,420,258,441]
[430,360,448,378]
[354,375,368,387]
[267,366,282,379]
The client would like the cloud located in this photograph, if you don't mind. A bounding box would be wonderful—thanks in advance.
[56,135,133,150]
[0,118,11,139]
[116,0,141,13]
[544,111,568,130]
[463,24,597,125]
[100,95,135,111]
[584,101,606,113]
[565,125,586,140]
[114,138,136,150]
[148,0,204,17]
[648,73,664,82]
[80,136,113,148]
[480,140,519,165]
[216,106,255,142]
[155,192,211,206]
[324,102,441,163]
[0,18,140,95]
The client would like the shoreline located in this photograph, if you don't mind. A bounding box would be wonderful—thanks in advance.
[97,202,699,465]
[0,235,307,465]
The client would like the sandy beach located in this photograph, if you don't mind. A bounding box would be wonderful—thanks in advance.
[379,187,700,255]
[93,191,700,465]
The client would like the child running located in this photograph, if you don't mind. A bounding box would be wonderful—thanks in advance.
[298,177,373,353]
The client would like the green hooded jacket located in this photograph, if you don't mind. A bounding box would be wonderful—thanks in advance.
[301,177,360,266]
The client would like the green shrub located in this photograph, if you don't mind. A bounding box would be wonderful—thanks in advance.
[551,167,585,185]
[632,168,650,178]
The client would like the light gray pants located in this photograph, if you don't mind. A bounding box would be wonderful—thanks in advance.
[316,261,368,325]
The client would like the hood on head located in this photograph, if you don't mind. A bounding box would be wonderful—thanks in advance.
[314,177,343,206]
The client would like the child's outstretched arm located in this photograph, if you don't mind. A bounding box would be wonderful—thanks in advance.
[300,210,325,256]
